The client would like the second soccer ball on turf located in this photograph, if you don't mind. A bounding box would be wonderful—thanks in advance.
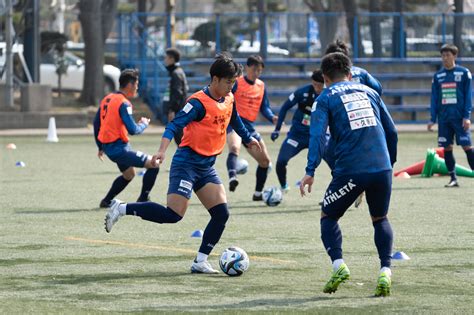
[219,246,250,276]
[262,186,283,207]
[236,158,249,175]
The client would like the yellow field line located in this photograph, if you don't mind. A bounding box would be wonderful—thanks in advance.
[65,236,297,264]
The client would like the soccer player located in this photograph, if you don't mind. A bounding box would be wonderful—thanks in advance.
[299,52,398,297]
[163,47,189,144]
[225,55,278,200]
[270,70,325,192]
[427,44,474,187]
[93,69,159,208]
[324,39,383,207]
[104,54,261,274]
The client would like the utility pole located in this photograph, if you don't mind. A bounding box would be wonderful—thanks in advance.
[24,0,40,82]
[5,0,14,108]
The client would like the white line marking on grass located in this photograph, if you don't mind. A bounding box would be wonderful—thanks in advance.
[65,236,297,264]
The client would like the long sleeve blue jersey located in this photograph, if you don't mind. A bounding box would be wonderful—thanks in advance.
[351,66,383,95]
[164,86,254,168]
[232,76,275,123]
[306,80,398,177]
[275,84,318,137]
[430,65,472,123]
[93,99,148,157]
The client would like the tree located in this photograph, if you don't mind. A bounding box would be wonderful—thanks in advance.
[369,0,382,57]
[303,0,343,54]
[342,0,363,57]
[78,0,117,105]
[453,0,463,55]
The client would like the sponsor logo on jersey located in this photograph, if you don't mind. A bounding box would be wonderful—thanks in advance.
[340,92,377,130]
[288,93,295,101]
[287,138,299,147]
[183,102,193,113]
[126,106,133,115]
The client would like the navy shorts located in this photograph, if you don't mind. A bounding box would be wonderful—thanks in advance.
[227,119,262,143]
[168,161,222,199]
[438,119,472,147]
[322,170,392,220]
[276,133,308,165]
[106,145,150,172]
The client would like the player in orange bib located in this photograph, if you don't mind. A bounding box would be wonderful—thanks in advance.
[93,69,159,208]
[103,54,261,274]
[226,55,278,201]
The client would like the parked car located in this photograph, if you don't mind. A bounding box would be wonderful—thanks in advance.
[0,43,120,94]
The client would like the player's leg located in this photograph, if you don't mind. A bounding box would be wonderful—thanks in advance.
[246,138,271,201]
[365,170,393,297]
[276,136,306,192]
[104,161,195,233]
[454,119,474,170]
[100,165,134,208]
[192,169,228,274]
[137,158,160,202]
[226,129,242,192]
[320,174,365,294]
[438,121,458,187]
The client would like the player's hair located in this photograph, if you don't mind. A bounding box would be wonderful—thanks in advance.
[119,68,139,89]
[209,52,242,79]
[246,54,265,68]
[321,52,352,81]
[165,47,181,62]
[311,69,324,83]
[440,44,458,56]
[324,39,350,56]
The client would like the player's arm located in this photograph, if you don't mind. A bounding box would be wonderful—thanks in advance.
[378,98,398,166]
[93,107,103,150]
[272,90,299,141]
[259,89,277,124]
[300,96,328,196]
[428,75,439,130]
[365,72,383,95]
[462,69,472,130]
[230,102,261,151]
[119,103,149,135]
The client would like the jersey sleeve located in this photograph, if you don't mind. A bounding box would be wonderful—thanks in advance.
[93,108,102,150]
[364,72,383,95]
[275,89,300,131]
[119,103,147,135]
[463,69,472,119]
[378,98,398,166]
[305,96,329,177]
[259,89,275,122]
[430,74,439,123]
[163,98,205,140]
[230,101,253,144]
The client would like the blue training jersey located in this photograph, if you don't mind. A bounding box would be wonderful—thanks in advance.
[351,66,383,95]
[306,81,398,177]
[164,86,253,168]
[275,84,318,138]
[430,65,472,123]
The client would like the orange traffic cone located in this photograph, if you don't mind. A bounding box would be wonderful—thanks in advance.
[394,147,445,177]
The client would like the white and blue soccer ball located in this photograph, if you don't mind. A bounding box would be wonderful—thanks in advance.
[219,246,250,276]
[262,186,283,207]
[236,158,249,175]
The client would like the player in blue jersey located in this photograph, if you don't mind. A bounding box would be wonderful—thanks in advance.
[93,69,159,208]
[270,70,325,192]
[323,39,383,207]
[299,52,398,297]
[226,55,278,201]
[427,44,474,187]
[103,54,261,274]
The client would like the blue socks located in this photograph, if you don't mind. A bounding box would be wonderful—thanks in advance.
[320,217,343,262]
[138,168,159,201]
[103,176,131,202]
[227,153,238,178]
[276,160,287,188]
[255,166,269,192]
[373,217,393,268]
[126,202,182,223]
[199,203,229,255]
[465,148,474,170]
[444,150,457,180]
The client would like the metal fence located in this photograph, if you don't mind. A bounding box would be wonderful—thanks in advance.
[115,12,474,59]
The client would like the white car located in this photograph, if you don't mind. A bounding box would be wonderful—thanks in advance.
[0,43,120,93]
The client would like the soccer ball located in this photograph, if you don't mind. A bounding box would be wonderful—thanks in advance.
[219,246,250,276]
[236,158,249,175]
[262,186,283,207]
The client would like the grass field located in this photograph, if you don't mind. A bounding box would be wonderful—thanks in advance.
[1,132,473,314]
